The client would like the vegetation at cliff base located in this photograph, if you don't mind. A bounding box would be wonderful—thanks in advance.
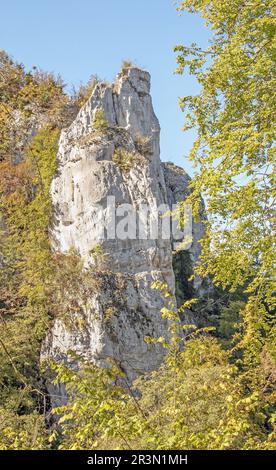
[175,0,275,408]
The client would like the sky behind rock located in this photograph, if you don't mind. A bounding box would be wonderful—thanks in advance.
[1,0,210,175]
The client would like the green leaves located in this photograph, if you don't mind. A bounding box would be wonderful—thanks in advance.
[52,333,274,450]
[174,0,275,448]
[0,126,60,447]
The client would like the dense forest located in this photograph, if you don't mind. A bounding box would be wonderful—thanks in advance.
[0,0,275,450]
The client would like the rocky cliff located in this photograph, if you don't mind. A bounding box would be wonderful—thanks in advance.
[41,67,205,404]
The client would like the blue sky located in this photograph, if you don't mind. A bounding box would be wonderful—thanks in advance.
[1,0,210,175]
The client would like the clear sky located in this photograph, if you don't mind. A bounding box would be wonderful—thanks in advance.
[0,0,210,175]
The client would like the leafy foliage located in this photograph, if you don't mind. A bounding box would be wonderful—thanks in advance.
[0,125,59,448]
[0,50,69,163]
[93,108,109,131]
[72,75,99,109]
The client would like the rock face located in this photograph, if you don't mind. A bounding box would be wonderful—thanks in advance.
[41,67,205,404]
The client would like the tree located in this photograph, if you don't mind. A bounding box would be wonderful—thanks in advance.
[52,290,274,449]
[0,50,70,163]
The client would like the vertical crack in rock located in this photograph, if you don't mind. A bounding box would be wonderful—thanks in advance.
[41,67,205,406]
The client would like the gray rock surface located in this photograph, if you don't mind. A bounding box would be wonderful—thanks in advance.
[41,67,205,404]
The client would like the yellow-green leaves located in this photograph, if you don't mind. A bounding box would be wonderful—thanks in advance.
[93,109,109,131]
[176,0,275,366]
[0,125,60,447]
[52,334,274,450]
